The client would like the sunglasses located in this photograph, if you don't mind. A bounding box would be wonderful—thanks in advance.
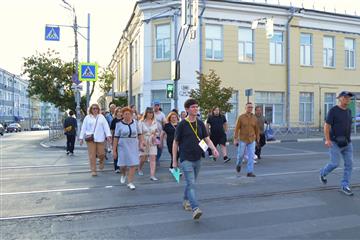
[92,108,99,110]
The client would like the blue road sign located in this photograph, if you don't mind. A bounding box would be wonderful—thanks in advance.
[79,63,98,82]
[45,26,60,41]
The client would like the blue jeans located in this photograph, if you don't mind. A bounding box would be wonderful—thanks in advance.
[181,160,201,210]
[320,142,353,187]
[156,139,162,165]
[236,141,256,173]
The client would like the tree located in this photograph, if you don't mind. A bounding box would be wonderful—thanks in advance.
[190,69,233,119]
[23,49,76,112]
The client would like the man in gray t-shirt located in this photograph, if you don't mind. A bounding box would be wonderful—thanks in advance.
[153,100,166,164]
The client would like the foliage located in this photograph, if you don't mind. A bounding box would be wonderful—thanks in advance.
[23,49,76,112]
[190,69,233,119]
[98,67,115,94]
[112,96,128,108]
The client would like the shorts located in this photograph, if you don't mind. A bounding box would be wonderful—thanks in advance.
[210,133,227,146]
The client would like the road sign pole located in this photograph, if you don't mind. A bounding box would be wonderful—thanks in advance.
[86,13,91,111]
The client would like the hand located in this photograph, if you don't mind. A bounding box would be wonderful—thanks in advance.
[212,148,220,158]
[106,136,112,142]
[325,140,332,148]
[79,139,83,146]
[233,139,239,147]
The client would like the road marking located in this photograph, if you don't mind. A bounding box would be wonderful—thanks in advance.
[263,152,327,157]
[0,163,88,170]
[1,187,91,196]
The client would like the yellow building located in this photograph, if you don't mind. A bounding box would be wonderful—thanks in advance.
[109,0,360,127]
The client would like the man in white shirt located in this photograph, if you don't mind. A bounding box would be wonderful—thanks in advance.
[153,100,166,166]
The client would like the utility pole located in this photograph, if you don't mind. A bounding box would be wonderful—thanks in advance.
[86,13,91,110]
[73,12,81,132]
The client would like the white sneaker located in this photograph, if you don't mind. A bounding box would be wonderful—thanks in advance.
[254,160,258,164]
[127,183,136,190]
[115,169,120,173]
[254,155,258,160]
[120,175,126,184]
[150,176,158,181]
[138,171,144,176]
[169,168,174,173]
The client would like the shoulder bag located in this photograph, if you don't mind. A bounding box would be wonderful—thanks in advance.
[85,116,99,142]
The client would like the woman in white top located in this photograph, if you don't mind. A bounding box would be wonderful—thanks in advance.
[79,103,111,176]
[138,107,161,181]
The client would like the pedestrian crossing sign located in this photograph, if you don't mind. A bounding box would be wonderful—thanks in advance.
[45,26,60,41]
[79,63,98,82]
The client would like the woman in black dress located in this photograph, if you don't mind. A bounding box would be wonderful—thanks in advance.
[110,107,123,172]
[160,111,179,172]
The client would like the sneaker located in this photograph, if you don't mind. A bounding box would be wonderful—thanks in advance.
[236,164,241,173]
[127,183,136,190]
[341,186,354,196]
[183,200,192,211]
[319,174,327,185]
[223,157,231,163]
[150,176,158,181]
[70,152,74,156]
[138,171,144,176]
[115,169,120,173]
[66,151,70,155]
[192,208,202,220]
[91,171,97,177]
[247,172,256,177]
[254,160,258,164]
[120,175,126,184]
[169,168,174,173]
[254,155,258,160]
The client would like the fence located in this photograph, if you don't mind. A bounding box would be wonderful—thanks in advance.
[48,125,64,141]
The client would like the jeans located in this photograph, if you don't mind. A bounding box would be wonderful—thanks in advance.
[320,142,353,187]
[236,141,256,173]
[156,142,162,165]
[181,160,201,210]
[66,134,76,153]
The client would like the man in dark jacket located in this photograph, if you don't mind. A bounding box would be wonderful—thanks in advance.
[64,111,78,156]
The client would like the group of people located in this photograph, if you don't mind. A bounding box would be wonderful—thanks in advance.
[62,90,355,220]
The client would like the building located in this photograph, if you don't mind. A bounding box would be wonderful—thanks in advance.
[109,0,360,127]
[0,67,62,129]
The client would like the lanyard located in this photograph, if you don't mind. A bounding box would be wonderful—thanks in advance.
[186,118,200,141]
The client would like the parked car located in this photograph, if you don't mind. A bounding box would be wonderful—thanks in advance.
[31,124,43,131]
[0,124,4,136]
[42,125,50,130]
[6,123,22,133]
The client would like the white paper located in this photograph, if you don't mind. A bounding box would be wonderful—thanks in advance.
[198,139,209,152]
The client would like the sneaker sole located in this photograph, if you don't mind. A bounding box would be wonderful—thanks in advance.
[193,211,202,220]
[340,189,354,196]
[223,158,231,163]
[319,175,327,185]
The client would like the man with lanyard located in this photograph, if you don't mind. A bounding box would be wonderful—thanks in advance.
[320,91,355,196]
[172,98,219,220]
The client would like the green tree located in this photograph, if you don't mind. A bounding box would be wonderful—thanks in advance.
[190,69,233,119]
[23,49,76,112]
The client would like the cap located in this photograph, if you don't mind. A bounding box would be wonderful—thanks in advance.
[337,91,354,98]
[153,100,160,105]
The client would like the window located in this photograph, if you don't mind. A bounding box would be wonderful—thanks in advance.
[323,36,335,67]
[226,91,239,127]
[345,38,355,69]
[300,33,312,66]
[238,28,254,62]
[270,31,284,64]
[324,93,336,119]
[299,92,313,122]
[255,91,285,125]
[155,24,171,60]
[206,25,223,60]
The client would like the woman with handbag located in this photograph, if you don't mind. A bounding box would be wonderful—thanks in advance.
[138,107,161,181]
[79,104,111,176]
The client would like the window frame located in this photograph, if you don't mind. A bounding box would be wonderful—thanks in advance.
[154,24,171,61]
[344,38,356,69]
[323,36,335,68]
[300,33,313,66]
[269,31,284,65]
[299,92,314,123]
[238,27,254,63]
[205,24,224,61]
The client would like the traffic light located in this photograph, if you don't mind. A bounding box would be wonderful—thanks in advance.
[171,60,180,81]
[166,84,174,99]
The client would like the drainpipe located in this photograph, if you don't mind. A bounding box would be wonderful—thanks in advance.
[174,12,178,110]
[286,7,296,129]
[199,0,206,75]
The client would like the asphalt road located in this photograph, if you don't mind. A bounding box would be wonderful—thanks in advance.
[1,131,360,239]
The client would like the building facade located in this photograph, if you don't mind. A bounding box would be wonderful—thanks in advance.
[109,0,360,127]
[0,68,62,129]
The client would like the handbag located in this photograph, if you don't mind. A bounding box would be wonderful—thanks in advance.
[85,116,98,142]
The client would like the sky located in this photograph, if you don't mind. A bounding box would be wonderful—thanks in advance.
[0,0,359,77]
